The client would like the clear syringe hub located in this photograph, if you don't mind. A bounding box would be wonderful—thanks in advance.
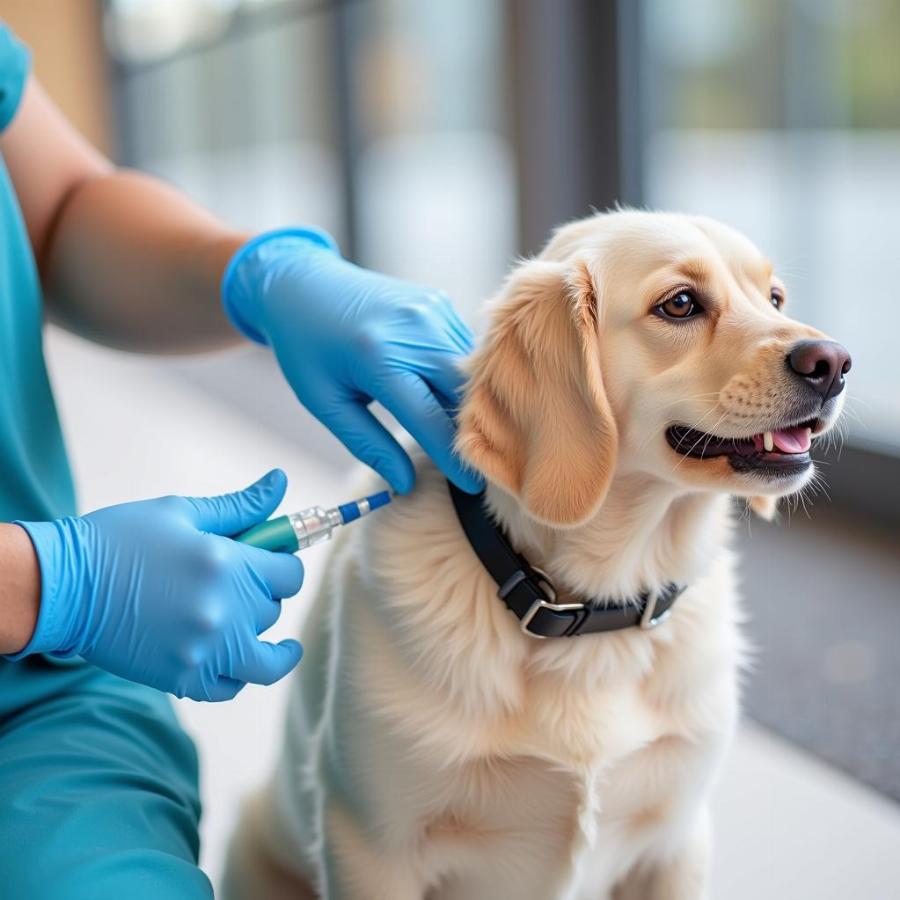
[288,506,344,551]
[234,490,393,554]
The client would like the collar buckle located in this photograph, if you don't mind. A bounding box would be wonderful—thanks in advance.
[520,598,588,639]
[518,568,587,639]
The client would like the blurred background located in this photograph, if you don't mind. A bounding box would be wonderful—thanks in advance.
[2,0,898,896]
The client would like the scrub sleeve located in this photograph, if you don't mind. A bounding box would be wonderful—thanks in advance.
[0,23,213,899]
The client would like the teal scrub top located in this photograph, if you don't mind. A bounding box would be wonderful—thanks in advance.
[0,24,76,523]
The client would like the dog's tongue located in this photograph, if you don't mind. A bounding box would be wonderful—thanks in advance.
[750,427,812,454]
[772,427,811,454]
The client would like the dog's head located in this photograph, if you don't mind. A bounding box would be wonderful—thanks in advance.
[457,210,850,526]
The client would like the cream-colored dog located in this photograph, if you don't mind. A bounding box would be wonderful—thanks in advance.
[223,210,850,900]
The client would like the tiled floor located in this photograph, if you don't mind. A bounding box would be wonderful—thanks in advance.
[46,327,900,898]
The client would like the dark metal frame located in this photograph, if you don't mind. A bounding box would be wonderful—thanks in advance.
[329,0,363,261]
[508,0,645,256]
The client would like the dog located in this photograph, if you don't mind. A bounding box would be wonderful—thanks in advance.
[223,210,850,900]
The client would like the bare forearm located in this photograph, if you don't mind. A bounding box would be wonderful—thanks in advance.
[0,524,41,655]
[0,79,250,354]
[44,170,249,354]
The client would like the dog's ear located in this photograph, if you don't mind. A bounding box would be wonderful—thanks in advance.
[456,257,617,526]
[749,495,778,520]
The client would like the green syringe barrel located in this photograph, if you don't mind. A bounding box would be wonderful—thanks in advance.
[234,514,301,554]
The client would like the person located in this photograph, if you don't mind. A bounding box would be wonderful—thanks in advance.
[0,22,480,900]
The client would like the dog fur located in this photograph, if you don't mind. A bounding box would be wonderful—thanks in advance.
[223,210,846,900]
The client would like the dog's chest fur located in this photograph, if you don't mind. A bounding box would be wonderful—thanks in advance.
[287,463,742,896]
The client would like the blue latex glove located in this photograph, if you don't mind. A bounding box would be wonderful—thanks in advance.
[222,227,483,495]
[8,470,303,702]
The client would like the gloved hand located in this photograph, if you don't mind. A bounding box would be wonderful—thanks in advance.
[221,227,482,495]
[8,470,303,702]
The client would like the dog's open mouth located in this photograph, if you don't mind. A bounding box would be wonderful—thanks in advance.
[666,418,820,476]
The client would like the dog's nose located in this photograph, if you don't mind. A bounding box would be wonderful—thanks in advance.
[787,340,852,401]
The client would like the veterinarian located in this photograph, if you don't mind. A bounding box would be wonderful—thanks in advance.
[0,24,479,900]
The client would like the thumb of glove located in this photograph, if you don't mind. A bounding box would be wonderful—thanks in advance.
[187,469,288,536]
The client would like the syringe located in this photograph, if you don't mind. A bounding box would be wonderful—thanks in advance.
[233,490,392,554]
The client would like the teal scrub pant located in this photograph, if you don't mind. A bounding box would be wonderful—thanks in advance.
[0,655,213,899]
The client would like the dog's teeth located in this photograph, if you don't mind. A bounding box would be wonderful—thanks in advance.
[763,431,774,452]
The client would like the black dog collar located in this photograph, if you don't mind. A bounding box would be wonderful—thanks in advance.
[448,481,685,639]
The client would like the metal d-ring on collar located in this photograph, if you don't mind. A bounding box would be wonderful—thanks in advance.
[514,569,587,639]
[448,481,685,640]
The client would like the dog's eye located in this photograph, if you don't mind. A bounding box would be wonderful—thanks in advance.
[657,291,701,320]
[770,289,784,311]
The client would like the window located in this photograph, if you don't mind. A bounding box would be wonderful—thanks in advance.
[104,0,516,322]
[642,0,900,451]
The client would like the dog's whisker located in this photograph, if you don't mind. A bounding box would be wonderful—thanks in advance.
[839,404,864,424]
[667,392,722,405]
[670,412,729,473]
[637,403,725,453]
